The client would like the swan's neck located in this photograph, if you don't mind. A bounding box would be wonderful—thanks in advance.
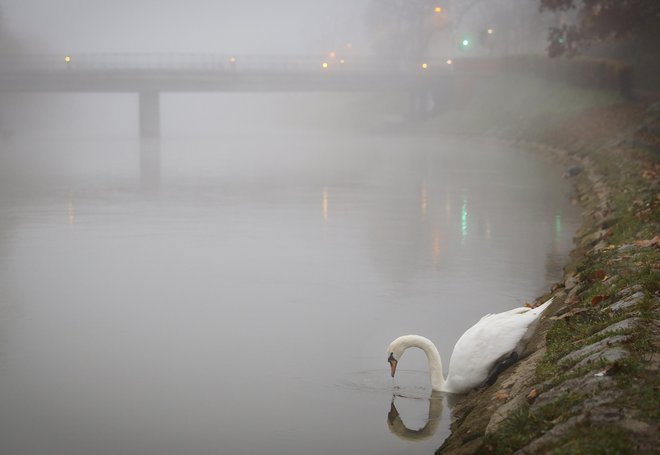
[401,336,447,392]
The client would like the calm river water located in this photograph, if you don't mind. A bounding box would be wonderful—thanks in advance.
[0,94,581,454]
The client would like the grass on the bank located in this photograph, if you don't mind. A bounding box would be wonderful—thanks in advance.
[551,424,637,455]
[520,247,658,451]
[588,146,660,245]
[486,287,658,453]
[483,392,586,454]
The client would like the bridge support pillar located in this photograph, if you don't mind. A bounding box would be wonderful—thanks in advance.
[138,91,161,191]
[139,91,160,138]
[140,138,161,191]
[408,89,434,119]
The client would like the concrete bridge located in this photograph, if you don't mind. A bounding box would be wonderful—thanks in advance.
[0,53,461,136]
[0,53,476,189]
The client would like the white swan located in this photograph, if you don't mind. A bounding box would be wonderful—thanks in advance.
[386,297,554,394]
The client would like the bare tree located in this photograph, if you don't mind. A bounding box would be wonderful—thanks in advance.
[540,0,660,57]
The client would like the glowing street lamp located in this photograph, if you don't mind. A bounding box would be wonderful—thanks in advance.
[446,59,453,65]
[229,56,237,63]
[434,6,442,13]
[462,38,470,47]
[487,28,494,34]
[329,51,336,59]
[421,62,428,70]
[64,55,71,63]
[322,62,329,69]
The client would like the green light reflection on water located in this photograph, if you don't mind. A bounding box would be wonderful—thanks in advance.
[461,195,468,240]
[555,214,562,237]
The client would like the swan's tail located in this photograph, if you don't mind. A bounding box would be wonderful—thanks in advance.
[532,297,554,315]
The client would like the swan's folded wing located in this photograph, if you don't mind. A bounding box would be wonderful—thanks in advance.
[446,312,538,391]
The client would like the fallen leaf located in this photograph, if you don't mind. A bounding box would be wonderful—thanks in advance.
[591,295,606,306]
[634,236,660,248]
[594,269,606,280]
[526,388,539,401]
[494,391,509,401]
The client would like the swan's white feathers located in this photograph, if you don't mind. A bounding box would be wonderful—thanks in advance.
[446,307,540,392]
[388,297,554,394]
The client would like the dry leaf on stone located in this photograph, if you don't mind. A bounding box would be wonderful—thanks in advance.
[526,388,539,402]
[634,236,660,248]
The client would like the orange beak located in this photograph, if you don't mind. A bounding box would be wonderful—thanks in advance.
[388,354,398,377]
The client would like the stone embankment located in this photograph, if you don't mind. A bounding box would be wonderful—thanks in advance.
[437,102,659,454]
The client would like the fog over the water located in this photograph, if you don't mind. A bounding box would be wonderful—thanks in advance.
[0,1,583,454]
[1,0,370,54]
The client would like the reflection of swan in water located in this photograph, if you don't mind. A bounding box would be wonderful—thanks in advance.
[386,392,444,441]
[387,298,554,393]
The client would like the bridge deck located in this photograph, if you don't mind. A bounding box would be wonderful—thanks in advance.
[0,54,461,93]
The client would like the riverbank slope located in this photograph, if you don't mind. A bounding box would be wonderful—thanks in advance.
[425,77,659,454]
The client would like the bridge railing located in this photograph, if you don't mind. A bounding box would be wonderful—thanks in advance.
[0,53,455,75]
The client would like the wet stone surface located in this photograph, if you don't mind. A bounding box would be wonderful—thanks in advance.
[559,335,631,364]
[605,291,646,312]
[575,347,629,368]
[533,375,615,410]
[594,317,639,337]
[616,285,644,299]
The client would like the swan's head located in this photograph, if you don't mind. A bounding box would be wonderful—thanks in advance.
[388,351,398,377]
[386,337,408,378]
[387,335,435,378]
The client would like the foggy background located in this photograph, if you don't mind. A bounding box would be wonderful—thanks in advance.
[0,0,370,54]
[0,1,637,454]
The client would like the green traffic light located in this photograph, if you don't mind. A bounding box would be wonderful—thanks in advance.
[462,39,470,47]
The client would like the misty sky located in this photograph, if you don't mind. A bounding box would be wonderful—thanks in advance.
[1,0,369,54]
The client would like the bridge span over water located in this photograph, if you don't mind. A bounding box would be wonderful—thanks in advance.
[0,54,488,189]
[0,53,468,136]
[0,53,455,92]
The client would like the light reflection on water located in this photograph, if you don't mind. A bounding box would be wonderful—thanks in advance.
[0,126,580,455]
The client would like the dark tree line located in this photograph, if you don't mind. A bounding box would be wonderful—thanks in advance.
[364,0,659,60]
[540,0,660,57]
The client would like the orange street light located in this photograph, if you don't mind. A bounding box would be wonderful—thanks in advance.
[329,51,336,59]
